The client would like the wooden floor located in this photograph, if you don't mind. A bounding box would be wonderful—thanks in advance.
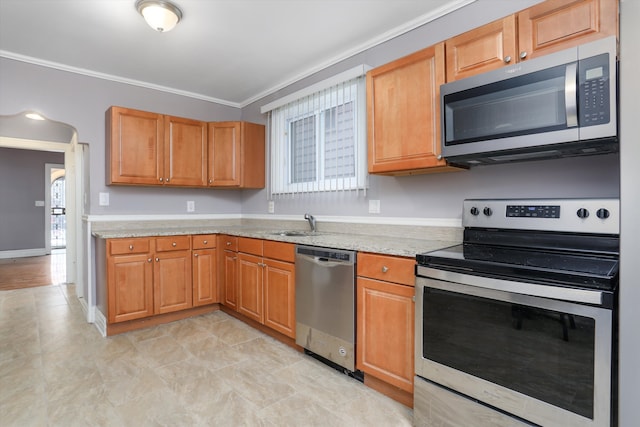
[0,251,66,291]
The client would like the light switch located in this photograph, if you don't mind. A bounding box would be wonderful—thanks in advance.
[35,200,45,207]
[99,192,109,206]
[268,201,275,213]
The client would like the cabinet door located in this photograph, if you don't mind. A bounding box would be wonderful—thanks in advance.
[518,0,618,61]
[263,258,295,338]
[107,106,163,185]
[154,250,193,314]
[445,15,517,81]
[107,253,154,323]
[367,43,450,174]
[164,116,208,187]
[192,248,217,306]
[222,249,238,309]
[237,252,263,323]
[356,277,414,393]
[208,122,242,186]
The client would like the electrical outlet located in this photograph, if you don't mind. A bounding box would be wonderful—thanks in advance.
[268,200,275,213]
[369,199,381,214]
[187,201,195,212]
[99,192,109,206]
[35,200,45,207]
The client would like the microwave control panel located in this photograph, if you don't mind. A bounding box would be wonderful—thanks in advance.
[579,53,610,127]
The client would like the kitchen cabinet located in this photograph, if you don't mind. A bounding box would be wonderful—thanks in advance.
[105,235,193,323]
[446,0,618,81]
[236,237,296,338]
[219,235,239,309]
[367,43,458,175]
[106,106,207,187]
[192,234,218,306]
[356,252,415,393]
[207,121,266,188]
[106,237,154,323]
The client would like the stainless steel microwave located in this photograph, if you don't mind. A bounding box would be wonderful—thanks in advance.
[441,36,618,167]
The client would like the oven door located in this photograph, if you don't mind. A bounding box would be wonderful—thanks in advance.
[415,273,613,427]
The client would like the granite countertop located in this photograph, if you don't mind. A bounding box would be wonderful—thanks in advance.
[92,224,459,258]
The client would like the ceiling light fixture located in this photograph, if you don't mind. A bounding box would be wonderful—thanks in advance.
[136,0,182,33]
[25,112,46,121]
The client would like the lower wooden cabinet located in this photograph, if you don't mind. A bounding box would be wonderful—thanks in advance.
[106,239,154,323]
[356,253,415,393]
[234,237,296,338]
[192,234,218,306]
[219,235,239,309]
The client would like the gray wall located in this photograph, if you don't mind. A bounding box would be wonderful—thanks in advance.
[0,58,244,215]
[618,1,639,425]
[0,147,64,251]
[240,0,619,219]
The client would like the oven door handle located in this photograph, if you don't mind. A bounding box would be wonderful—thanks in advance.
[565,62,578,128]
[416,266,610,307]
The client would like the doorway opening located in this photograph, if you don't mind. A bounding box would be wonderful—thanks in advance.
[50,166,66,249]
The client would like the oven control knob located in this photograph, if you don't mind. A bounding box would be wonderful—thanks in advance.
[483,207,493,216]
[577,208,589,219]
[470,207,480,216]
[596,208,610,219]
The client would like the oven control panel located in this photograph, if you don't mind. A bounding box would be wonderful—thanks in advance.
[463,198,619,234]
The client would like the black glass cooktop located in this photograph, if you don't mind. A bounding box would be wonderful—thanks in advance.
[416,243,619,291]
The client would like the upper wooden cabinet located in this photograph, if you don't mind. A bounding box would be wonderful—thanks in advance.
[106,107,163,186]
[208,121,265,188]
[446,0,618,81]
[367,43,458,175]
[163,116,207,187]
[518,0,618,61]
[446,16,517,82]
[107,106,207,187]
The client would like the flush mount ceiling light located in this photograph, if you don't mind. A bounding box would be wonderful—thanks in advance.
[136,0,183,32]
[25,112,45,121]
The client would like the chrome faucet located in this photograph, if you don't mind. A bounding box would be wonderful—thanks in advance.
[304,213,316,232]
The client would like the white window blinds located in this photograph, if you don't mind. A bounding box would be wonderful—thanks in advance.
[263,67,368,199]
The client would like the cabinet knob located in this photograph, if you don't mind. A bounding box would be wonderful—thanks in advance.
[147,258,152,263]
[226,241,232,246]
[520,51,527,59]
[166,178,170,183]
[436,154,442,160]
[504,55,512,63]
[172,242,177,247]
[382,266,389,273]
[159,177,163,182]
[155,257,159,262]
[232,256,237,260]
[203,240,208,245]
[209,179,213,184]
[194,253,199,257]
[129,245,134,250]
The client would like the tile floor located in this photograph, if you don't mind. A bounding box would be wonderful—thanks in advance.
[0,284,414,426]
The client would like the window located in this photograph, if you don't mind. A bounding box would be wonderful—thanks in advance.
[264,69,368,197]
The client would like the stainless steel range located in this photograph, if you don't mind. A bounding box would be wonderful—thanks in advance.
[414,199,619,427]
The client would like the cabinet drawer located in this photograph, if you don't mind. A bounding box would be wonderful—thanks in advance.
[264,240,295,263]
[155,235,191,252]
[357,253,415,286]
[108,238,151,255]
[192,234,217,249]
[238,237,263,256]
[219,235,238,251]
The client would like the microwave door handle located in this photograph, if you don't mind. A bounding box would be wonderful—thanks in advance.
[565,62,578,127]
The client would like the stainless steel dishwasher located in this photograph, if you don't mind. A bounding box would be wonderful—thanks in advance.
[295,245,357,373]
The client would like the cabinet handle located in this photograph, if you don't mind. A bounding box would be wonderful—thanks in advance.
[147,258,152,263]
[129,245,134,250]
[504,55,512,63]
[166,178,170,183]
[520,51,527,60]
[155,257,159,262]
[436,154,442,160]
[232,256,237,260]
[203,240,208,245]
[194,253,199,257]
[226,241,232,246]
[172,242,177,247]
[209,179,213,184]
[159,177,163,182]
[382,266,389,273]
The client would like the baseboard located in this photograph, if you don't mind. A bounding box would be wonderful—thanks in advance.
[94,309,107,337]
[0,248,47,259]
